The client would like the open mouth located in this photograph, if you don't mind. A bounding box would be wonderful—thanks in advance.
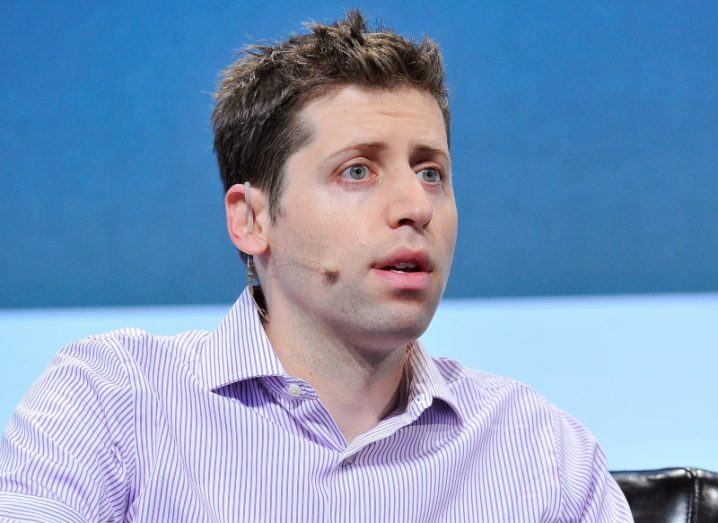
[372,253,433,290]
[380,262,423,273]
[373,249,433,275]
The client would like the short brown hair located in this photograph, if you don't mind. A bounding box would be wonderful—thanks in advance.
[212,10,450,222]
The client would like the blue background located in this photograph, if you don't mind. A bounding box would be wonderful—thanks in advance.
[1,1,717,473]
[2,1,717,307]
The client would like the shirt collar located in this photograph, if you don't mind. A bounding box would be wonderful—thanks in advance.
[199,287,464,423]
[405,339,465,424]
[199,287,286,390]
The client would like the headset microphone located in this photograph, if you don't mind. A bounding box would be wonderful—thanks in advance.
[243,182,340,275]
[319,259,340,274]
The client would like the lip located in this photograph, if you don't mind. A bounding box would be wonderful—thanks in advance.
[370,267,432,290]
[371,248,434,291]
[372,248,433,273]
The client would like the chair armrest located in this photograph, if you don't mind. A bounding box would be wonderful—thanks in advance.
[610,467,718,523]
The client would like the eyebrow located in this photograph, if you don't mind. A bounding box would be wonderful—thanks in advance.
[414,144,451,163]
[323,142,387,162]
[323,142,450,163]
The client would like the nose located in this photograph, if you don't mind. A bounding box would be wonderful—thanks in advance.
[386,170,434,231]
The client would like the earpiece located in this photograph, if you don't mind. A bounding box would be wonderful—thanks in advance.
[244,181,254,234]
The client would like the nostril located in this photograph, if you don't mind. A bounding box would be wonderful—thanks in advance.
[397,215,431,228]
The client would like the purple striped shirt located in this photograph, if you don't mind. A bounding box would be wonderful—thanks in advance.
[0,288,632,521]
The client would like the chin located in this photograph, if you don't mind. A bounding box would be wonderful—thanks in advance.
[333,302,432,350]
[376,305,435,343]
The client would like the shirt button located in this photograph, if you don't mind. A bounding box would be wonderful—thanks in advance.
[287,384,302,397]
[343,456,354,466]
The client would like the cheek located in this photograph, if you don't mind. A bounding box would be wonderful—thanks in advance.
[436,203,459,247]
[449,210,459,245]
[279,196,355,255]
[277,187,319,231]
[320,209,376,269]
[326,212,372,251]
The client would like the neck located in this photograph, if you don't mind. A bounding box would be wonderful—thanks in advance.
[262,293,411,446]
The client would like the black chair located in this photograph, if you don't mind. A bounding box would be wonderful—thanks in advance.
[611,468,718,522]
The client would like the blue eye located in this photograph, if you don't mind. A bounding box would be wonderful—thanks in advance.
[341,165,369,181]
[418,168,441,183]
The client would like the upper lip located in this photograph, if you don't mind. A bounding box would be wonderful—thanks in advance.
[372,248,433,272]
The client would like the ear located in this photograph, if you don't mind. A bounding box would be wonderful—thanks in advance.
[225,183,269,256]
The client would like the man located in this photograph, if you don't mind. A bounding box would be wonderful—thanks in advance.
[0,11,632,521]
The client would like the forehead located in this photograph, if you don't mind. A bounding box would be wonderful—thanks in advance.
[295,85,448,152]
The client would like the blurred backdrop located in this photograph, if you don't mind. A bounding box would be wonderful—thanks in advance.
[1,1,717,471]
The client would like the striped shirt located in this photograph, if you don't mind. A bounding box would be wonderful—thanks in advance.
[0,288,632,522]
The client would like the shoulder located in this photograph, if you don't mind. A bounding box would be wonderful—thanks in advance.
[73,326,212,371]
[31,326,214,414]
[432,355,538,392]
[83,326,211,355]
[430,357,632,519]
[431,355,559,420]
[6,325,213,423]
[0,326,215,519]
[430,356,603,465]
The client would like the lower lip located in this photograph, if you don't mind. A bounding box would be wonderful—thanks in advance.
[371,268,432,290]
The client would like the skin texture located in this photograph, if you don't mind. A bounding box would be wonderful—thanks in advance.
[225,85,458,444]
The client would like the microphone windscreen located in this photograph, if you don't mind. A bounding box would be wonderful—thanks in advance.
[320,260,340,274]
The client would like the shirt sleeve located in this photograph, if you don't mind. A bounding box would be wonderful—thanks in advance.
[0,337,135,522]
[551,406,634,522]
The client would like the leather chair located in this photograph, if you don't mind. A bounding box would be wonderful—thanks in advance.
[610,468,718,522]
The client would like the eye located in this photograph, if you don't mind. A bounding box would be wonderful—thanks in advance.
[339,164,371,181]
[418,168,441,184]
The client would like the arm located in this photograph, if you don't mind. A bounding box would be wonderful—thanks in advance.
[551,406,634,522]
[0,337,135,522]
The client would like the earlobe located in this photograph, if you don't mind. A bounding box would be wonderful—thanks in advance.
[225,183,269,256]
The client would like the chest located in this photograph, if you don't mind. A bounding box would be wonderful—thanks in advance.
[126,388,559,522]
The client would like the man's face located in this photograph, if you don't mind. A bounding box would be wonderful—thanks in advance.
[261,85,458,350]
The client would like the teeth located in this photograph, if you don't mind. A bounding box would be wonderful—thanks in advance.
[392,261,417,270]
